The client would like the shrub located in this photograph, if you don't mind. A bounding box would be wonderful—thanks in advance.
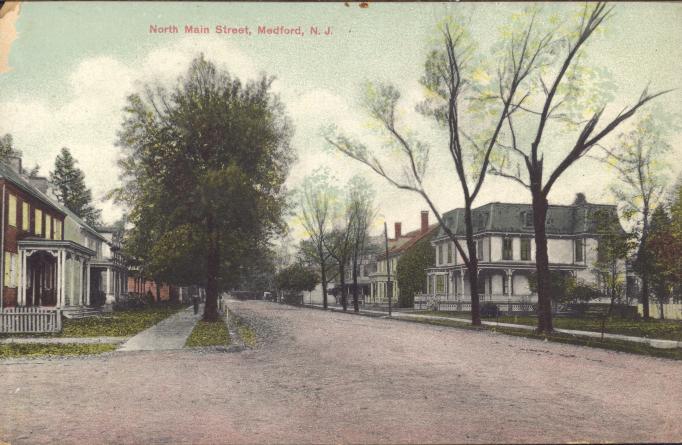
[396,236,435,308]
[480,302,500,318]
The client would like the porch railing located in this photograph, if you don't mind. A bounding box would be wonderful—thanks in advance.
[0,307,62,334]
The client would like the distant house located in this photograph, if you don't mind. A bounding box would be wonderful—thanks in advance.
[423,194,627,305]
[93,227,128,305]
[368,211,438,304]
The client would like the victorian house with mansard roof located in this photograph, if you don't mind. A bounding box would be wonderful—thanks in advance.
[423,194,627,306]
[0,153,128,313]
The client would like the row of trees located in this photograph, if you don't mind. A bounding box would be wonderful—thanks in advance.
[297,170,376,312]
[325,3,672,332]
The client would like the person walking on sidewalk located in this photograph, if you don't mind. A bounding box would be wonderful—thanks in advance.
[192,295,199,315]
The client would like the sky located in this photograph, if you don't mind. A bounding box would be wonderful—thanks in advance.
[1,1,681,239]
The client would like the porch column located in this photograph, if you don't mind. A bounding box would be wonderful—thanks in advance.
[506,269,513,297]
[105,267,115,304]
[78,257,84,306]
[59,250,66,308]
[19,250,26,306]
[460,270,465,298]
[85,262,91,306]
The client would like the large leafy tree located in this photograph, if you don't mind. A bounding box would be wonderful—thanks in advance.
[485,3,668,332]
[647,207,675,319]
[49,147,102,226]
[275,263,319,305]
[326,14,537,326]
[113,54,294,321]
[601,113,673,319]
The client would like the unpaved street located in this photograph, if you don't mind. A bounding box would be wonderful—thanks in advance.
[1,300,681,444]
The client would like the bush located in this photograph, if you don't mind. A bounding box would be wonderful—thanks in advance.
[396,236,435,308]
[480,302,500,318]
[281,292,303,306]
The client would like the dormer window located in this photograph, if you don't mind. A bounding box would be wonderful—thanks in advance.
[522,210,533,227]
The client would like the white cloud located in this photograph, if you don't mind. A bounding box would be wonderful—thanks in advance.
[0,37,262,224]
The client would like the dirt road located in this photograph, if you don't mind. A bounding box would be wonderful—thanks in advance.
[1,300,680,444]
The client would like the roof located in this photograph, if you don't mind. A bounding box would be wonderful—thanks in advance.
[0,161,107,243]
[0,162,65,216]
[433,200,623,240]
[52,199,107,243]
[377,224,439,260]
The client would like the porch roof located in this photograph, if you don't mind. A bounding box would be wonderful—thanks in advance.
[18,238,96,257]
[426,262,588,272]
[89,259,126,270]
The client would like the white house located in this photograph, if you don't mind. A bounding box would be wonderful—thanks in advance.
[369,211,438,304]
[423,194,627,306]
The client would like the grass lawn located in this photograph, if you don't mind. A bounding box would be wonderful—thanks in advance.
[410,310,682,342]
[61,305,185,338]
[185,319,230,347]
[228,313,257,348]
[0,343,117,359]
[1,305,185,339]
[405,317,682,361]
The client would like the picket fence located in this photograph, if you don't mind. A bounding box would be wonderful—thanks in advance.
[0,307,62,334]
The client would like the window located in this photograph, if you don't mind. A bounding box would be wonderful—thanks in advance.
[476,239,484,261]
[45,215,52,240]
[522,210,533,227]
[575,238,584,262]
[8,194,17,227]
[436,275,445,294]
[502,274,508,295]
[447,242,452,264]
[436,244,441,265]
[34,209,42,236]
[55,220,62,240]
[520,238,531,261]
[22,202,29,231]
[502,238,513,260]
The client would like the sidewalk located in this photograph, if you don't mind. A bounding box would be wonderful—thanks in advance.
[0,336,128,345]
[307,304,682,349]
[118,305,202,352]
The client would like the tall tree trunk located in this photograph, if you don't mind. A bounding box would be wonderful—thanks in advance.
[464,204,481,326]
[640,274,650,319]
[154,280,162,305]
[320,261,328,310]
[532,191,553,333]
[203,219,220,321]
[339,263,347,311]
[352,256,359,313]
[640,207,651,319]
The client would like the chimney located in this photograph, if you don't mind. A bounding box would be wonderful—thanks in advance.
[6,151,22,174]
[421,210,429,234]
[573,192,587,206]
[28,176,49,194]
[394,222,402,239]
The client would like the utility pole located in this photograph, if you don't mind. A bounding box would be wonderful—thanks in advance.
[384,221,392,317]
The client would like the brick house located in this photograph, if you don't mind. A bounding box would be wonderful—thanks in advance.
[423,194,627,306]
[0,154,115,310]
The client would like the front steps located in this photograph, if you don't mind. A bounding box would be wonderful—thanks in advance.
[61,306,106,319]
